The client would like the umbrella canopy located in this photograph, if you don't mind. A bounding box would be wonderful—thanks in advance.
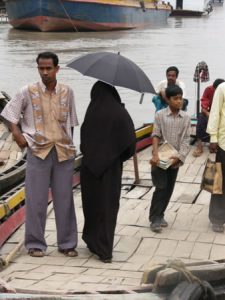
[66,52,156,95]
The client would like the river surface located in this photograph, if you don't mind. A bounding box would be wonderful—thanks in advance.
[0,3,225,146]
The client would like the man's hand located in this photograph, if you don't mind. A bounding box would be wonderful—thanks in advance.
[170,156,181,168]
[209,143,218,153]
[201,108,209,117]
[13,132,28,148]
[10,123,28,149]
[150,153,160,166]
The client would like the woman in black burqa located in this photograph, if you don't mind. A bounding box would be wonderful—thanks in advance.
[80,81,136,263]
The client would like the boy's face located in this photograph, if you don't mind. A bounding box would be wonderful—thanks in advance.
[168,94,183,110]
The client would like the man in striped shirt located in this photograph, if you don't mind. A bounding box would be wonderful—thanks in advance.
[1,52,79,257]
[149,85,191,233]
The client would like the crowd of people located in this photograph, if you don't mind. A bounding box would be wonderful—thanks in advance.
[1,52,225,264]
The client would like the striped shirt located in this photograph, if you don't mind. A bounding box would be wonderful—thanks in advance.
[152,107,191,162]
[1,82,78,149]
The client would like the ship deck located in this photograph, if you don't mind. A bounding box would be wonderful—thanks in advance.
[0,144,223,297]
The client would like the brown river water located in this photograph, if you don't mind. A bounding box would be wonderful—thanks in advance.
[0,3,225,146]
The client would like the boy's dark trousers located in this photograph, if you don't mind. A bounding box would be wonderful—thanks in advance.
[149,165,179,223]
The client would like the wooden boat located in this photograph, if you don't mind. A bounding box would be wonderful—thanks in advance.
[0,0,5,9]
[0,92,26,196]
[212,0,223,3]
[169,0,213,16]
[4,0,171,32]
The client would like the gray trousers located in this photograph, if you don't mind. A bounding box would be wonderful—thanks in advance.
[25,148,77,251]
[209,147,225,225]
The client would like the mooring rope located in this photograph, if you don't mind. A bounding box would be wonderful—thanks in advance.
[58,0,79,32]
[153,259,216,299]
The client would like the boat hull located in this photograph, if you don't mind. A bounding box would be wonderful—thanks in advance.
[170,10,203,16]
[4,0,171,32]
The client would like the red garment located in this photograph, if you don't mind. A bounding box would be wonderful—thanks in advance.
[201,85,215,111]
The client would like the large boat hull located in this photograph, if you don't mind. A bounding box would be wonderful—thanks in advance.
[4,0,171,32]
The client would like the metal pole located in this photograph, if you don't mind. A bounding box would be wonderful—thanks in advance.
[133,153,140,184]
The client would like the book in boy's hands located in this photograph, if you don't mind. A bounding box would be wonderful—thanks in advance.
[157,142,179,170]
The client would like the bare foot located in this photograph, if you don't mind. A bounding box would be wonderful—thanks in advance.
[192,148,203,157]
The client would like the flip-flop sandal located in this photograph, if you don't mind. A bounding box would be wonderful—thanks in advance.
[192,149,203,157]
[58,248,78,257]
[28,248,44,257]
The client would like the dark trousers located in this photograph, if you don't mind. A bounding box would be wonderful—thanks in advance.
[209,147,225,225]
[196,113,210,142]
[149,166,179,223]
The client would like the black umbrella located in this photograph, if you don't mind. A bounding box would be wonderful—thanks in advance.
[66,52,156,96]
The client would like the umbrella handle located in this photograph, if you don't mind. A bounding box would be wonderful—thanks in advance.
[139,93,144,104]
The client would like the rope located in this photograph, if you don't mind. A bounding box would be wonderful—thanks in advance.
[165,259,203,285]
[58,0,79,32]
[153,259,213,298]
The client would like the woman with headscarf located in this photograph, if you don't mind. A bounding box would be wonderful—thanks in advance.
[80,81,136,263]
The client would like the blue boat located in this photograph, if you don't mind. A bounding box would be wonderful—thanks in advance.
[4,0,171,32]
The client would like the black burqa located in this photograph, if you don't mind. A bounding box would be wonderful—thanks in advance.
[80,81,136,261]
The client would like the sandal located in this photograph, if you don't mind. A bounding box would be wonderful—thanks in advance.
[58,248,78,257]
[28,248,44,257]
[192,149,203,157]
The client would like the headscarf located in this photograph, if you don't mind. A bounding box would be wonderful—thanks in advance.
[80,81,136,178]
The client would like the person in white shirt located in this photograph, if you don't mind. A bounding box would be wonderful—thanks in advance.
[152,66,188,112]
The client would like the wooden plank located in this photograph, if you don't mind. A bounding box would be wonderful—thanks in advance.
[0,132,10,140]
[142,260,218,284]
[137,146,151,160]
[135,125,153,139]
[0,188,25,220]
[123,186,149,199]
[153,263,225,288]
[0,293,163,300]
[195,190,211,205]
[177,163,190,180]
[184,163,202,178]
[170,183,200,204]
[0,206,25,247]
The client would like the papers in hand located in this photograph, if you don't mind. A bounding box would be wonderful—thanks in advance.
[157,142,178,170]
